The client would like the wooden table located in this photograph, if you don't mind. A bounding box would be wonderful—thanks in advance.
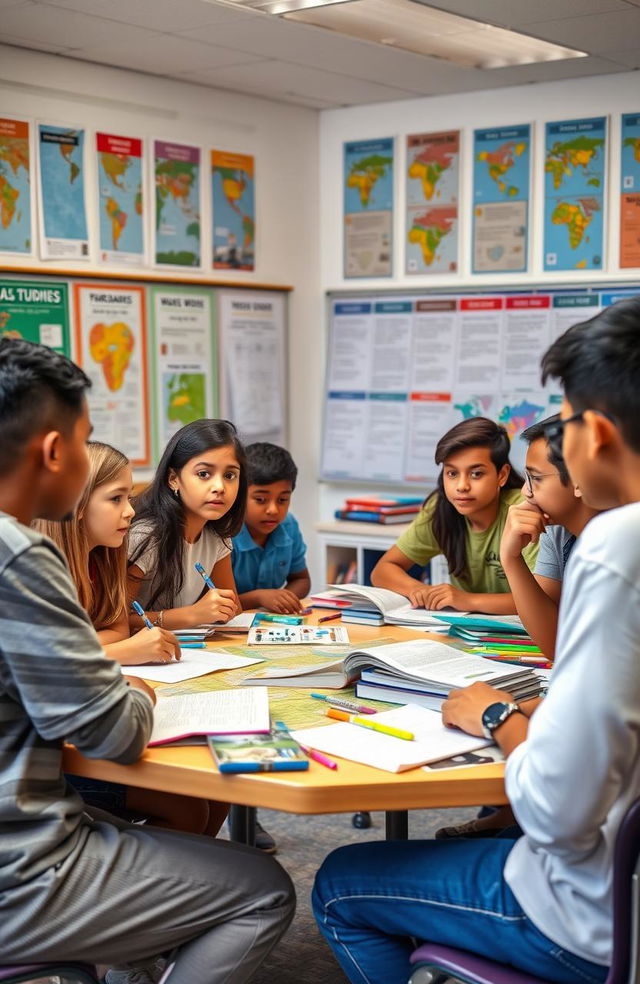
[63,619,507,839]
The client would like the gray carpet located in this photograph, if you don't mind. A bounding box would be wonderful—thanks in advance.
[226,806,477,984]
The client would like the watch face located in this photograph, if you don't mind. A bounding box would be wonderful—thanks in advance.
[482,701,512,734]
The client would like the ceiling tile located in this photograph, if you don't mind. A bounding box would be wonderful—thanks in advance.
[0,33,72,52]
[35,0,258,31]
[0,4,160,48]
[425,0,630,28]
[0,0,34,9]
[525,9,640,53]
[596,47,640,67]
[77,33,264,73]
[485,52,628,86]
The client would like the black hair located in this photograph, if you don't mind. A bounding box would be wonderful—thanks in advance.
[0,337,90,476]
[245,442,297,490]
[425,417,523,580]
[130,419,247,608]
[522,415,570,486]
[541,296,640,453]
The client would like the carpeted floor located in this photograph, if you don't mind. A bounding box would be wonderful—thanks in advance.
[228,806,477,984]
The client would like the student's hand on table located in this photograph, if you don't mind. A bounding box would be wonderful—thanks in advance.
[125,675,157,705]
[255,588,303,614]
[442,682,516,737]
[121,627,181,665]
[409,583,468,611]
[191,588,237,624]
[500,501,548,561]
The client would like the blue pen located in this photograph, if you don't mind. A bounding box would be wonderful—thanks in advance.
[131,599,154,630]
[194,562,216,591]
[181,642,206,649]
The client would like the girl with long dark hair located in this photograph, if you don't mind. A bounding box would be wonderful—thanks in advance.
[371,417,538,613]
[128,418,247,629]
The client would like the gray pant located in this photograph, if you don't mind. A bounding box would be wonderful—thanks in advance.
[0,810,295,983]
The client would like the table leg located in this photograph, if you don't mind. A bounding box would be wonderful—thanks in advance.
[385,810,408,840]
[228,804,257,846]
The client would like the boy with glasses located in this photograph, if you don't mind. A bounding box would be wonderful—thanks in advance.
[313,295,640,984]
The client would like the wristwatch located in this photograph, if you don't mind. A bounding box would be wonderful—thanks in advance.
[481,701,521,740]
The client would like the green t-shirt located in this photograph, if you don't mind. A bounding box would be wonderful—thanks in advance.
[395,487,539,594]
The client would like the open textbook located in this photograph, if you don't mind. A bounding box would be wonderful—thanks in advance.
[243,637,541,699]
[148,688,270,746]
[314,584,465,630]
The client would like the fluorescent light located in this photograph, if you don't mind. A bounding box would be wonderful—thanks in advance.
[279,0,587,69]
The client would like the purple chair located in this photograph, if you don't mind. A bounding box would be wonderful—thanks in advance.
[409,796,640,984]
[0,964,98,983]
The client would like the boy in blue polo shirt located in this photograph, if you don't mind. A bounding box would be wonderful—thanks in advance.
[232,443,311,614]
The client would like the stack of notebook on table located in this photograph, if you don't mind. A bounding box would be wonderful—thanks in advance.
[432,613,550,668]
[334,495,422,525]
[309,584,454,630]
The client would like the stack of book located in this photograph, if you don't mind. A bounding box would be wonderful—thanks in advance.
[334,495,422,525]
[309,584,452,629]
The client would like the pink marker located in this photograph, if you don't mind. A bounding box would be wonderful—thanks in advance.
[299,744,338,770]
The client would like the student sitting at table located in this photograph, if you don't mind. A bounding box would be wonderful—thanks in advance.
[127,418,245,631]
[313,295,640,984]
[371,417,538,613]
[0,338,294,984]
[35,440,226,836]
[232,442,310,614]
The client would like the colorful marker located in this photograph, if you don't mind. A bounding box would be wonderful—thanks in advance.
[319,612,342,623]
[180,642,206,649]
[253,613,303,625]
[131,599,154,630]
[298,743,338,770]
[310,693,377,715]
[325,708,414,740]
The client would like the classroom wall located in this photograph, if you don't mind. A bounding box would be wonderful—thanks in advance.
[0,46,325,586]
[315,69,640,579]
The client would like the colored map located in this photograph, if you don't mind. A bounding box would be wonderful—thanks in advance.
[477,140,527,198]
[155,141,200,266]
[623,136,640,165]
[212,151,255,270]
[407,133,458,206]
[89,321,134,391]
[38,125,88,245]
[621,114,640,192]
[498,399,546,440]
[163,372,206,428]
[97,134,144,261]
[545,135,604,192]
[551,197,600,251]
[344,138,393,213]
[407,206,457,271]
[0,119,30,254]
[454,396,494,420]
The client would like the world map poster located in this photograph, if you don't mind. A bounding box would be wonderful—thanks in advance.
[74,283,151,466]
[150,286,216,455]
[96,132,144,266]
[153,140,201,267]
[472,124,530,273]
[405,130,459,275]
[544,116,607,272]
[212,150,255,271]
[344,137,393,278]
[0,117,32,256]
[620,112,640,269]
[37,123,89,260]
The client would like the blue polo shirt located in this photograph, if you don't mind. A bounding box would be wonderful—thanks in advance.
[231,512,307,595]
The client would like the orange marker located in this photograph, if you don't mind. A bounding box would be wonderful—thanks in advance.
[326,707,351,722]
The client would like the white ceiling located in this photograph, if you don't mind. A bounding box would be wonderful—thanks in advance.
[0,0,639,109]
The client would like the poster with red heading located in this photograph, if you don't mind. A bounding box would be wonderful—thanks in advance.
[96,132,144,265]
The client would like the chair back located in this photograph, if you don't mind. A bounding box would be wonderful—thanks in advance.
[608,796,640,983]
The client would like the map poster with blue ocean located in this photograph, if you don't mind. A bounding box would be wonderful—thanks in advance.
[472,124,530,274]
[344,137,393,278]
[212,150,255,271]
[544,116,607,272]
[96,132,144,266]
[37,124,89,261]
[153,140,201,268]
[0,117,32,256]
[620,113,640,268]
[406,130,459,275]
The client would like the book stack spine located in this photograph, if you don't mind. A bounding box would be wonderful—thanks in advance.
[334,496,422,525]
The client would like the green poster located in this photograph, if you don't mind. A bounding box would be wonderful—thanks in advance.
[0,279,70,355]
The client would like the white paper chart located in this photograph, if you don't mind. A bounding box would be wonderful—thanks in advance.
[320,288,633,485]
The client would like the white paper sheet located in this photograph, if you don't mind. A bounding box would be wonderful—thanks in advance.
[132,649,262,683]
[149,687,270,745]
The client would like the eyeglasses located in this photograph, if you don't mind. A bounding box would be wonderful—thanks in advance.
[523,469,557,497]
[542,409,617,459]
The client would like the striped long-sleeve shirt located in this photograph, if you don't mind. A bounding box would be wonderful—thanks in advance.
[0,513,153,891]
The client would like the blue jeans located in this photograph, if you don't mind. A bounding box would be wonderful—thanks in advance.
[312,838,608,984]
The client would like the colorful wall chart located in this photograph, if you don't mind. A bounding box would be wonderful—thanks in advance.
[472,124,530,273]
[0,278,70,355]
[344,137,393,278]
[544,116,607,272]
[0,117,31,256]
[212,150,255,271]
[620,113,640,269]
[149,286,216,455]
[405,130,459,275]
[153,140,201,267]
[96,132,144,266]
[37,123,89,261]
[74,283,151,465]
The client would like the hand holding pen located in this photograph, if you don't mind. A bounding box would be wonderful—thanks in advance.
[192,563,237,624]
[128,601,181,664]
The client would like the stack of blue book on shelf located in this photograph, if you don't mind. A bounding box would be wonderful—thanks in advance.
[334,495,422,525]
